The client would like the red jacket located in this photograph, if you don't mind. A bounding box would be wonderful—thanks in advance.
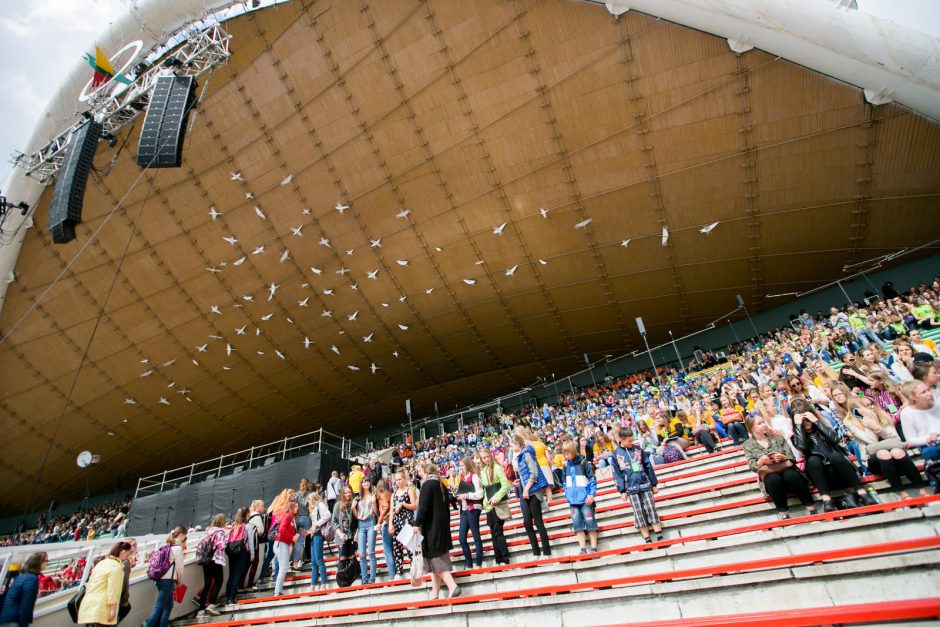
[275,513,296,544]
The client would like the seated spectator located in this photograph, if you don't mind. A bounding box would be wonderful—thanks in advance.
[911,362,940,403]
[742,415,815,519]
[900,381,940,462]
[789,399,877,512]
[718,396,749,445]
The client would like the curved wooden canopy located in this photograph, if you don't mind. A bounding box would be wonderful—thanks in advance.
[1,0,938,510]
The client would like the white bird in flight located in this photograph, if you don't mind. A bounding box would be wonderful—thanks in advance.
[700,221,719,234]
[291,225,304,237]
[350,283,358,291]
[323,289,334,296]
[261,313,273,321]
[370,363,380,374]
[279,250,290,263]
[196,343,208,352]
[235,325,247,335]
[396,259,408,266]
[243,295,254,302]
[399,295,407,302]
[396,208,410,219]
[140,370,153,378]
[210,306,222,315]
[268,283,279,300]
[475,260,485,266]
[206,266,221,274]
[367,269,379,280]
[230,171,243,181]
[162,359,175,367]
[463,278,477,285]
[347,310,359,321]
[209,207,222,221]
[252,246,265,255]
[348,365,360,371]
[226,344,235,356]
[493,223,507,235]
[331,345,341,355]
[662,226,669,246]
[303,337,313,348]
[370,239,381,248]
[346,249,354,257]
[336,202,349,214]
[538,259,548,265]
[319,237,331,248]
[362,333,374,343]
[223,236,238,246]
[505,265,518,276]
[255,206,266,220]
[336,267,351,276]
[311,266,322,275]
[233,257,246,266]
[539,207,549,219]
[298,297,310,308]
[275,350,285,360]
[209,334,223,340]
[302,208,311,215]
[281,174,293,186]
[398,324,409,331]
[321,310,332,317]
[159,397,170,406]
[425,288,433,294]
[621,239,631,248]
[574,218,592,229]
[245,192,254,200]
[124,398,136,405]
[392,350,400,358]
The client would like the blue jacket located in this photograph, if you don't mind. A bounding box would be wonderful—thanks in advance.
[563,455,596,506]
[611,445,658,495]
[0,572,39,627]
[516,444,548,493]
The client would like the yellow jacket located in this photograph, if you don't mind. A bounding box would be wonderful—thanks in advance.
[348,467,364,493]
[77,556,124,625]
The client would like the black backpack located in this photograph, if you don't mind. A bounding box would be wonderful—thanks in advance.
[250,512,273,543]
[335,540,359,588]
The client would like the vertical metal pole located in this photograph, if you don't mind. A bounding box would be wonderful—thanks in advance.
[282,437,288,461]
[669,330,684,369]
[188,464,194,484]
[728,319,741,345]
[248,447,254,469]
[641,332,661,389]
[159,470,167,494]
[836,280,855,309]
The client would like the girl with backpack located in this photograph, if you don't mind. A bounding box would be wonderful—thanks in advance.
[291,479,312,569]
[193,514,227,616]
[143,526,185,627]
[241,500,266,593]
[224,508,255,604]
[307,493,331,591]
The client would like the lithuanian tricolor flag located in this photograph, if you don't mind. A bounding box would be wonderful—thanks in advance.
[84,45,132,88]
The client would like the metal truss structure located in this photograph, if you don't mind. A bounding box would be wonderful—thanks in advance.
[11,23,231,185]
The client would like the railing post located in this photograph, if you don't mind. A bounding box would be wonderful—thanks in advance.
[159,470,167,494]
[217,454,224,477]
[318,428,323,453]
[248,447,254,468]
[282,437,288,461]
[79,546,96,587]
[188,464,194,484]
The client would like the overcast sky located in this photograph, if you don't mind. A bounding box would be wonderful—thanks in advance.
[0,0,937,191]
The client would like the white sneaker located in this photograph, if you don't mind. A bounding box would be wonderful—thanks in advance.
[205,605,221,617]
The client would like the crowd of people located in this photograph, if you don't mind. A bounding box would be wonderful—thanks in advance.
[2,275,939,625]
[0,498,131,548]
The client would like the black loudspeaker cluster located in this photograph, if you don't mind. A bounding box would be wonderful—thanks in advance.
[48,119,102,244]
[137,75,197,168]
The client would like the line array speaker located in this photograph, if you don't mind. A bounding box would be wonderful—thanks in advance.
[48,119,102,244]
[137,75,197,168]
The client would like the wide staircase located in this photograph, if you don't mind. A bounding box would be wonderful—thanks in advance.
[172,441,940,626]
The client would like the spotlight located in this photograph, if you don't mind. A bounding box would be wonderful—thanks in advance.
[101,131,118,147]
[163,56,184,68]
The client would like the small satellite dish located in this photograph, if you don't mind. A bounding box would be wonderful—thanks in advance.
[76,451,93,468]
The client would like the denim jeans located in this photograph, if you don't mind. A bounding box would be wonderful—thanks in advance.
[357,516,377,584]
[846,439,870,475]
[144,578,175,627]
[458,508,483,568]
[381,523,397,579]
[310,533,327,586]
[291,515,311,563]
[273,541,291,596]
[259,538,277,582]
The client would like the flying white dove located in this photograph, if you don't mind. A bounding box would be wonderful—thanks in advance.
[539,207,549,219]
[234,256,246,266]
[255,328,260,336]
[398,324,409,331]
[210,306,222,315]
[396,208,411,219]
[279,250,290,263]
[347,310,359,321]
[302,208,311,215]
[301,283,309,288]
[281,174,293,186]
[230,171,243,181]
[275,350,285,360]
[124,398,136,405]
[370,363,380,374]
[219,261,228,267]
[158,398,170,406]
[209,334,223,340]
[245,192,254,199]
[298,297,310,308]
[336,202,349,214]
[291,225,304,237]
[348,365,360,371]
[141,358,149,364]
[254,206,266,220]
[381,303,389,308]
[243,295,254,302]
[336,267,350,276]
[256,350,265,356]
[367,269,379,280]
[346,249,354,257]
[323,289,334,296]
[350,283,358,291]
[574,218,592,229]
[267,283,279,300]
[463,278,476,285]
[370,239,381,248]
[661,226,669,246]
[475,260,485,266]
[226,343,235,356]
[162,359,175,367]
[311,266,322,275]
[435,246,443,252]
[252,245,265,255]
[140,370,153,378]
[286,317,294,324]
[425,287,434,294]
[260,313,273,321]
[396,259,409,266]
[621,239,631,248]
[235,325,247,335]
[167,381,176,388]
[398,295,407,302]
[303,337,313,348]
[493,223,507,235]
[392,350,400,358]
[206,266,221,274]
[177,388,190,396]
[321,310,332,317]
[362,333,373,343]
[538,259,548,265]
[222,366,231,371]
[319,237,331,248]
[700,221,719,234]
[505,265,518,276]
[192,359,199,366]
[209,207,222,221]
[196,343,208,352]
[223,236,238,246]
[331,345,341,355]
